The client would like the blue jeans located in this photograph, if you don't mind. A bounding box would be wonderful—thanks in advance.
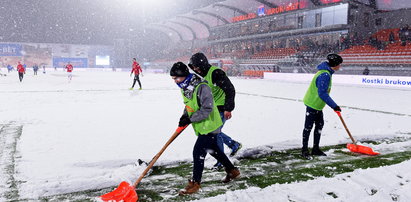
[216,112,237,153]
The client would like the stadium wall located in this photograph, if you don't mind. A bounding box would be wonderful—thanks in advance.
[264,72,411,89]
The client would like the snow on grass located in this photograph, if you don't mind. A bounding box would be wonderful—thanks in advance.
[0,70,410,201]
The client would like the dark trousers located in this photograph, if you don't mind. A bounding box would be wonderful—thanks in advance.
[18,72,24,82]
[132,74,141,88]
[192,133,235,183]
[302,106,324,150]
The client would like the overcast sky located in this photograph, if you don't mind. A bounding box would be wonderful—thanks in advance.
[0,0,222,45]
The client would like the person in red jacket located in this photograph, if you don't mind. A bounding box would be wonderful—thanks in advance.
[65,62,73,81]
[130,58,143,90]
[17,62,25,82]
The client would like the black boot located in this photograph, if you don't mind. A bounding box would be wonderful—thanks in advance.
[301,148,311,159]
[312,147,327,156]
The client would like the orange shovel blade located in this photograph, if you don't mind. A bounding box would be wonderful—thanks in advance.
[100,181,138,202]
[347,143,379,155]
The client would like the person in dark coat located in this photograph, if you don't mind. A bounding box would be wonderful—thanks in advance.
[188,53,242,170]
[33,64,39,75]
[363,66,370,75]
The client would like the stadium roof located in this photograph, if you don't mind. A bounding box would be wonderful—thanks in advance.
[0,0,408,45]
[147,0,411,42]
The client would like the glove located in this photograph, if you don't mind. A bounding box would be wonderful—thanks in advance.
[333,106,341,112]
[178,115,191,127]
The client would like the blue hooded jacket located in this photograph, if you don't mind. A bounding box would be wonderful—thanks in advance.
[315,62,338,109]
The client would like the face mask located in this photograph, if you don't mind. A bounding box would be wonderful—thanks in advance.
[177,73,193,89]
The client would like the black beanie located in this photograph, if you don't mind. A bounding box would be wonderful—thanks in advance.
[326,53,343,67]
[170,62,190,77]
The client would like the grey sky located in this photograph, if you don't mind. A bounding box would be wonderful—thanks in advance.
[0,0,222,45]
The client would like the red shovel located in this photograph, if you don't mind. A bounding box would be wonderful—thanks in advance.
[336,111,379,155]
[99,125,188,202]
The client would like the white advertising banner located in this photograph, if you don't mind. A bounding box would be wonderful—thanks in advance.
[264,72,411,88]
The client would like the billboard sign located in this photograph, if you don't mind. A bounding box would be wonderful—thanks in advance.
[264,73,411,89]
[53,57,88,68]
[0,44,23,56]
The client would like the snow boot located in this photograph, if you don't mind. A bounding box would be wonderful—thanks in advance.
[212,162,224,171]
[178,180,201,195]
[222,167,240,183]
[301,148,311,159]
[312,147,327,156]
[230,141,242,157]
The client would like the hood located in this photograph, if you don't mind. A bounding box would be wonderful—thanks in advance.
[317,61,334,74]
[188,52,211,77]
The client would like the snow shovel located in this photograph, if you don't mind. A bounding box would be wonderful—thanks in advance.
[335,111,379,155]
[99,125,189,202]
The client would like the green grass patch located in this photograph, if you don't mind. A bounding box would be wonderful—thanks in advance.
[33,139,411,201]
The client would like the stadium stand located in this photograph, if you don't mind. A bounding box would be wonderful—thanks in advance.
[143,0,411,76]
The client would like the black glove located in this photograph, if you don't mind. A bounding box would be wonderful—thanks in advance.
[178,115,191,127]
[333,106,342,112]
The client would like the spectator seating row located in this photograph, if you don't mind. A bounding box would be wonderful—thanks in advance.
[250,48,297,59]
[372,28,400,42]
[213,50,247,59]
[339,42,411,65]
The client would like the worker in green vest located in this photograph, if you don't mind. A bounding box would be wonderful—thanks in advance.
[170,62,240,195]
[188,52,242,170]
[302,54,343,159]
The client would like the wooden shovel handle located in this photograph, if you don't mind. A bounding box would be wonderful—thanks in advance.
[132,125,188,188]
[335,111,357,144]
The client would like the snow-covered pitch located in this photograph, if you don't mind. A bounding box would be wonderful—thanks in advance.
[0,69,410,201]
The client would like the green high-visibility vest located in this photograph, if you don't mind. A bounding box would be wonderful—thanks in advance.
[204,66,225,107]
[303,70,332,110]
[182,83,223,136]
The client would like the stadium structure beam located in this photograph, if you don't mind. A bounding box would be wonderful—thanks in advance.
[212,3,248,15]
[146,24,184,41]
[369,0,377,9]
[167,20,197,40]
[176,16,211,31]
[192,10,230,24]
[253,0,277,9]
[351,0,378,9]
[309,0,321,6]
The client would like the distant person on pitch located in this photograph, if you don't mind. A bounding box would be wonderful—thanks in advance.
[301,53,343,159]
[130,58,143,90]
[17,62,25,82]
[33,64,39,75]
[65,62,73,81]
[7,64,13,73]
[363,66,370,75]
